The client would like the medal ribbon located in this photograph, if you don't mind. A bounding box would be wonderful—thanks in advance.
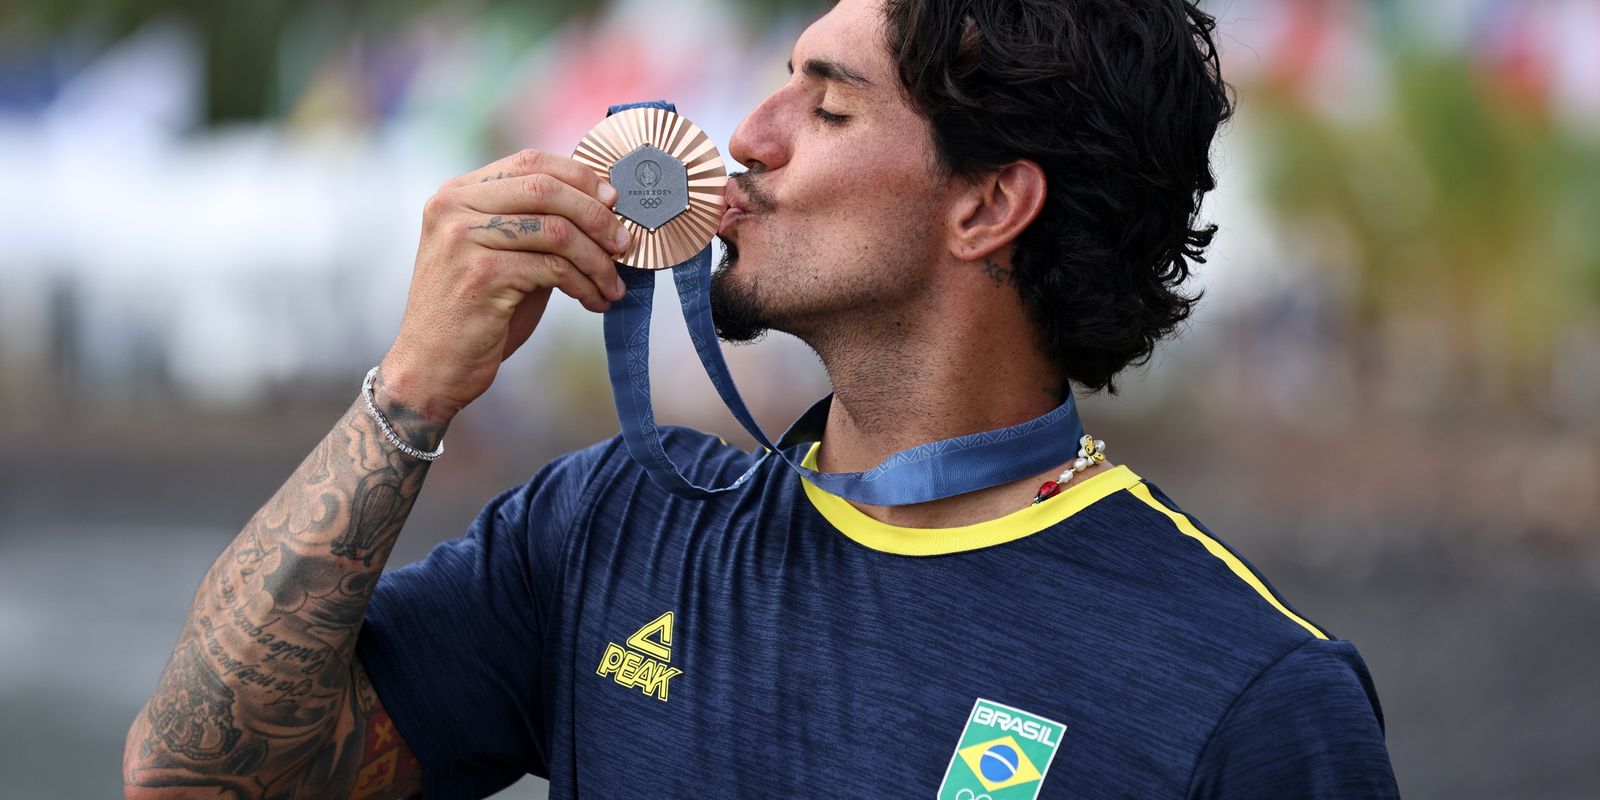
[600,101,1087,506]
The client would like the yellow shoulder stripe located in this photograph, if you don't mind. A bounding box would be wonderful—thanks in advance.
[1127,483,1329,640]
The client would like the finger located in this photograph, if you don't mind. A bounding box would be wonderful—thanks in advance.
[444,149,616,207]
[461,212,625,302]
[465,172,630,255]
[507,251,612,314]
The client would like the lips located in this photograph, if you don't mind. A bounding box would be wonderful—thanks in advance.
[718,207,747,238]
[719,184,751,237]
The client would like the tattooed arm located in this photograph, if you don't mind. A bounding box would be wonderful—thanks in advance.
[123,148,627,799]
[123,384,433,800]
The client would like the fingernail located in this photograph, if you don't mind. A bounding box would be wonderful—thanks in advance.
[599,182,617,204]
[613,275,627,299]
[614,226,630,250]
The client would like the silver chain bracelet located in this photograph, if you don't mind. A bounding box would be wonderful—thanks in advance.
[361,366,445,462]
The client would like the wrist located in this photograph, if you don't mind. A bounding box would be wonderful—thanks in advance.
[370,360,454,447]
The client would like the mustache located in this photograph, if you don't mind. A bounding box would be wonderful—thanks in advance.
[729,169,778,213]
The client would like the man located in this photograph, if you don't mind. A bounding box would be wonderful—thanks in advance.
[124,0,1399,797]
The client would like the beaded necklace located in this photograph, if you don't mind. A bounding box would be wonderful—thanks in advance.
[1030,434,1107,505]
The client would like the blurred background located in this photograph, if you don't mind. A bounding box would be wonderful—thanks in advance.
[2,0,1597,797]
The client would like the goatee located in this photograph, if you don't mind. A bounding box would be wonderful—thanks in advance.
[709,239,770,344]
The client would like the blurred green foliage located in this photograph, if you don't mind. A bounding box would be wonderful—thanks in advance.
[1251,53,1600,395]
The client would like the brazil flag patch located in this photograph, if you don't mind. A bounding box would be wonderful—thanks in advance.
[937,699,1066,800]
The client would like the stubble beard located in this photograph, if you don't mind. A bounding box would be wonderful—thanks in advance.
[711,226,933,350]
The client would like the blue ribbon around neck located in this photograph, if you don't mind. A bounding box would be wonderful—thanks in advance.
[599,100,1086,506]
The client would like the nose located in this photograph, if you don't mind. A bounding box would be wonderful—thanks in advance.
[729,82,793,173]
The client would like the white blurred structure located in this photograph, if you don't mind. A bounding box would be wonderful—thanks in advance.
[4,0,1599,423]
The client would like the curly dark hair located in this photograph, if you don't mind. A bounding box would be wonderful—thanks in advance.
[883,0,1232,392]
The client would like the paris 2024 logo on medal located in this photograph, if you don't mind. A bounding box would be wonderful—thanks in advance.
[937,699,1067,800]
[636,159,662,188]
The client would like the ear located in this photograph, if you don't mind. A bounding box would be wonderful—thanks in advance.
[947,160,1047,263]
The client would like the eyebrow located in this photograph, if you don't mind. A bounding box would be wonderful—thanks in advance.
[786,56,874,90]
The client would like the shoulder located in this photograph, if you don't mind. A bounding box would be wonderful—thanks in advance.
[1083,473,1333,647]
[1039,467,1348,740]
[1188,637,1397,798]
[1244,638,1384,716]
[1072,472,1398,790]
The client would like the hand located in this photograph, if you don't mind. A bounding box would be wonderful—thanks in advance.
[379,149,632,422]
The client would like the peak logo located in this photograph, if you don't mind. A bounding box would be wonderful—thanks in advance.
[596,611,683,702]
[938,699,1066,800]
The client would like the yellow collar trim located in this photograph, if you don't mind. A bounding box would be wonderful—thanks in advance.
[799,442,1143,556]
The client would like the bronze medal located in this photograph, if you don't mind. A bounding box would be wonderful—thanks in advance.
[573,106,728,270]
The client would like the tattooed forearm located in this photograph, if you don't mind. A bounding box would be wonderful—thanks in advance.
[331,470,407,566]
[982,258,1015,287]
[125,373,440,799]
[142,641,241,761]
[469,215,542,239]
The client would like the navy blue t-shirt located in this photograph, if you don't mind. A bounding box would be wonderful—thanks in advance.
[357,429,1398,799]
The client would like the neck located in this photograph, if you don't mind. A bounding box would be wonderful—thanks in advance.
[804,287,1084,527]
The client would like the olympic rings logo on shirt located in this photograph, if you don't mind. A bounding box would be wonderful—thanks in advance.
[956,791,993,800]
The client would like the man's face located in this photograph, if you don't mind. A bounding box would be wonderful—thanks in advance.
[713,0,947,343]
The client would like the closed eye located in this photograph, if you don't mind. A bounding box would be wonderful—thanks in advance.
[813,107,848,125]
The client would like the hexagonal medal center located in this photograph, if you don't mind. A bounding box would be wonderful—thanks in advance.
[611,144,689,231]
